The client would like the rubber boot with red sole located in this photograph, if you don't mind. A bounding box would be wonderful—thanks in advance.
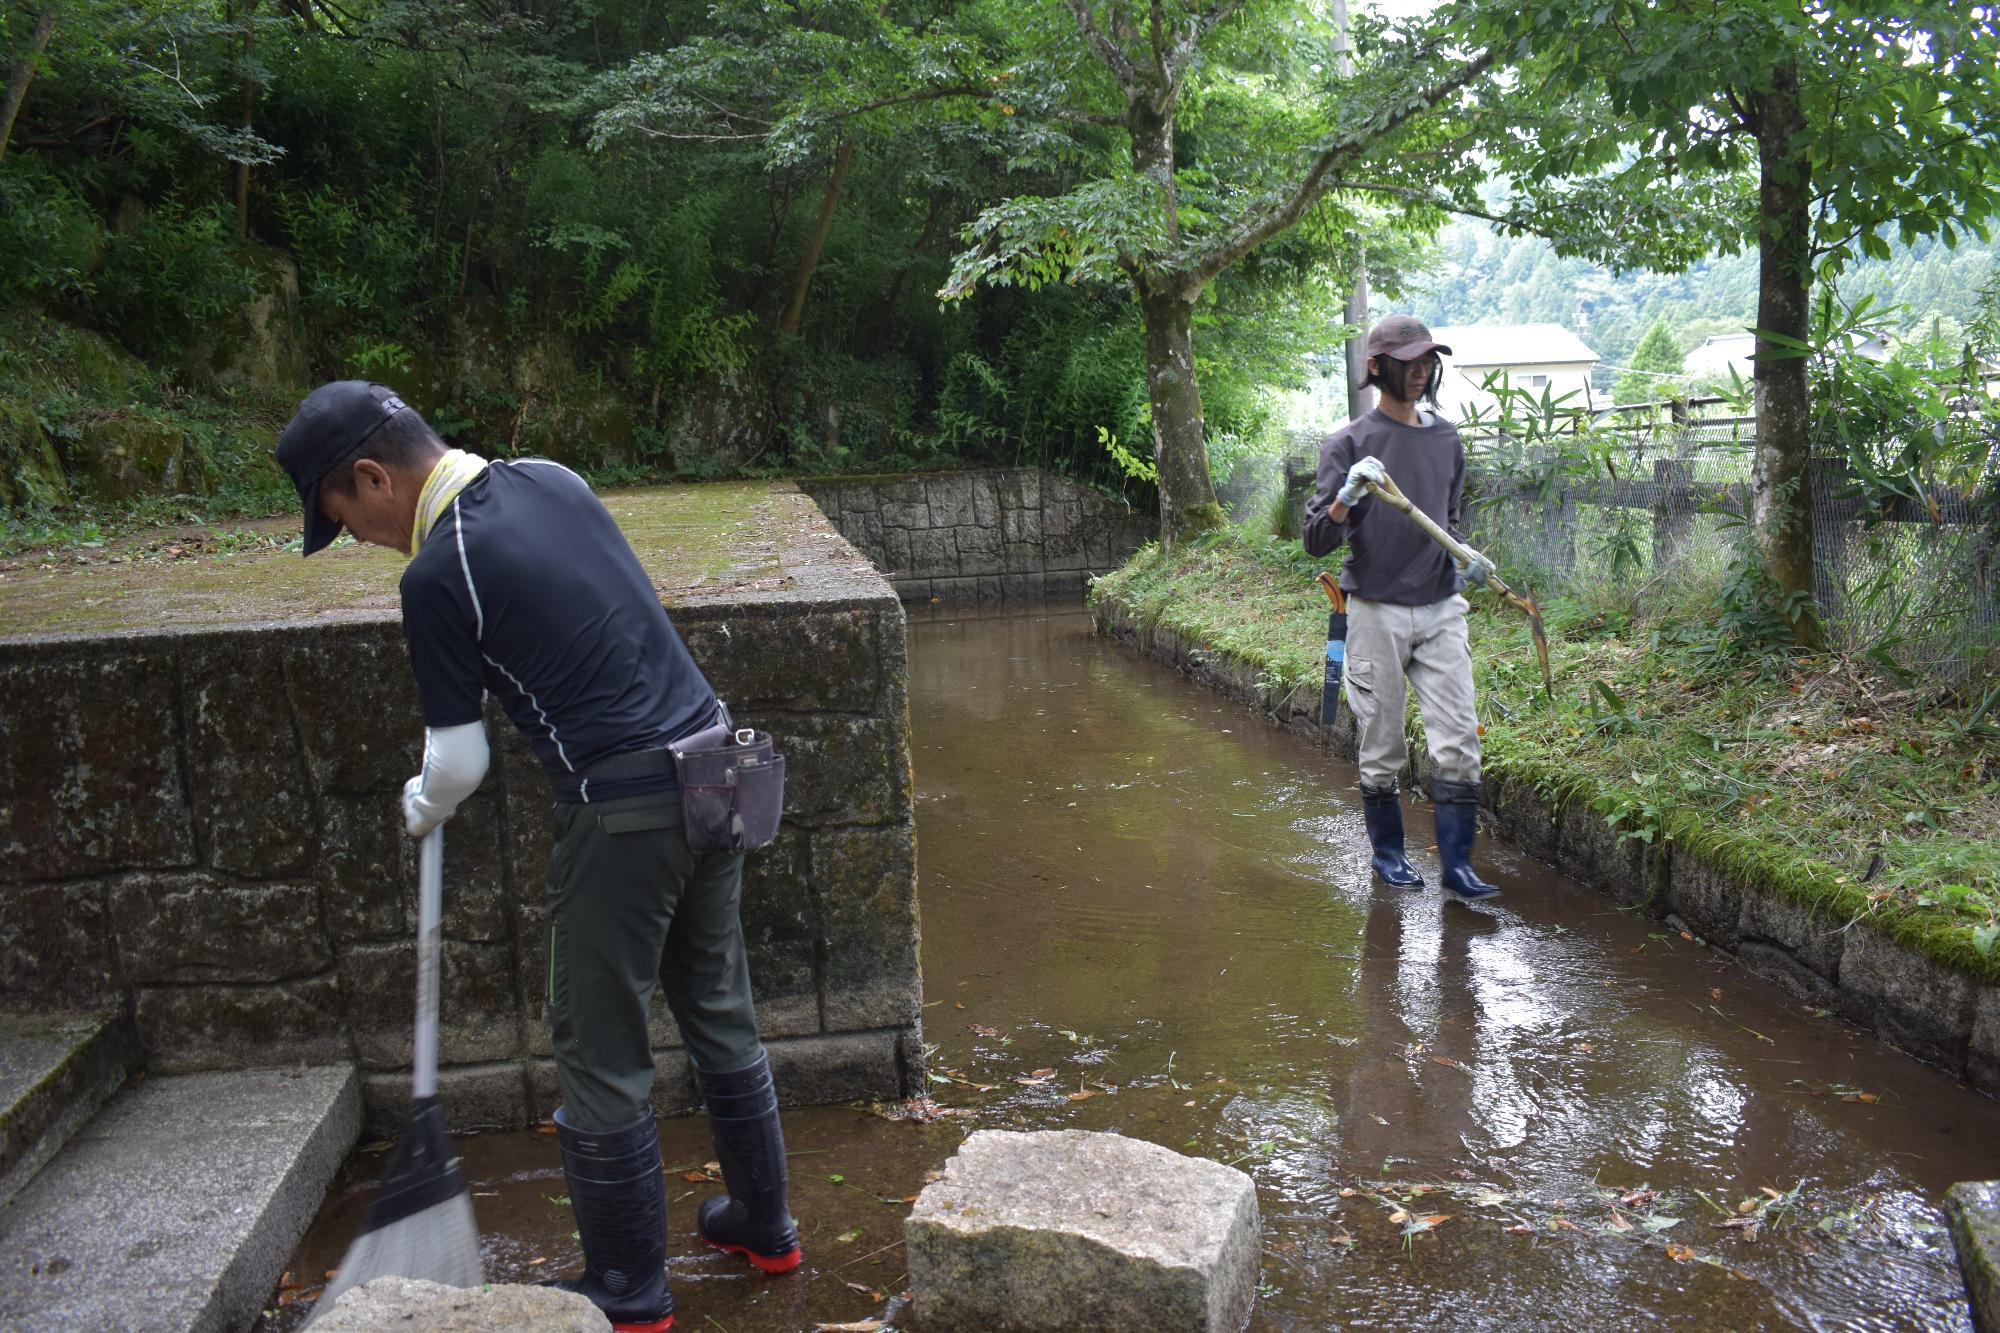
[550,1106,675,1331]
[694,1051,802,1274]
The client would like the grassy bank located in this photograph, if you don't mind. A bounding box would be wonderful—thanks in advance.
[1090,527,2000,981]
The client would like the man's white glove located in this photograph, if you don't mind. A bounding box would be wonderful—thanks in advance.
[1337,456,1388,507]
[402,775,453,839]
[1454,546,1493,589]
[399,720,491,839]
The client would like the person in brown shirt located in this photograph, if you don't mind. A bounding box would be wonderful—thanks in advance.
[1303,314,1500,901]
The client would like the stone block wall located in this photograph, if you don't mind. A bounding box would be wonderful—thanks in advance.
[0,488,924,1134]
[800,469,1154,602]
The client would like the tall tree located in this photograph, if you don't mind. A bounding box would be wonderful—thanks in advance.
[937,2,1495,545]
[1614,318,1685,406]
[597,1,1499,546]
[1477,0,2000,641]
[0,6,60,162]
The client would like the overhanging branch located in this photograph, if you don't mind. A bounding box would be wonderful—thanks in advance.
[1186,47,1496,289]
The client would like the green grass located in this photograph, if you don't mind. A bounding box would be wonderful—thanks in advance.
[1091,525,2000,982]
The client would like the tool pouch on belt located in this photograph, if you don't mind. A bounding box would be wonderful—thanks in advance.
[669,706,785,855]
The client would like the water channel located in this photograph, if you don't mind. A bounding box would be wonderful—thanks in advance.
[269,602,1999,1331]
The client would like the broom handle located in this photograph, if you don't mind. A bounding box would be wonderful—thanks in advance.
[414,826,443,1100]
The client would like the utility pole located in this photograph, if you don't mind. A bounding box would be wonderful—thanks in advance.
[1332,0,1372,423]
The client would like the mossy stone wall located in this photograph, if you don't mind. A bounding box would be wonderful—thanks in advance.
[801,469,1153,602]
[0,483,924,1135]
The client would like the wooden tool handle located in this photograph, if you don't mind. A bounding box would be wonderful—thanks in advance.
[1363,476,1518,600]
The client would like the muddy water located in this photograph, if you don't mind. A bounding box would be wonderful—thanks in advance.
[268,602,1997,1331]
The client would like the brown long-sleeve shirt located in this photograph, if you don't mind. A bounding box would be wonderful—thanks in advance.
[1302,408,1468,606]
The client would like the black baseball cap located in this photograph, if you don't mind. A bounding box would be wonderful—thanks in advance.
[276,381,412,555]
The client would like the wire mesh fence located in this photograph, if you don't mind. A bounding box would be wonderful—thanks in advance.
[1459,403,2000,684]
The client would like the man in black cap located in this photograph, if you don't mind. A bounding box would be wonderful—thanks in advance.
[1302,316,1500,901]
[276,382,803,1332]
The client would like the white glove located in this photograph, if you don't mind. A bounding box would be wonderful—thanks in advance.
[1337,456,1388,507]
[402,775,453,838]
[398,720,491,838]
[1454,546,1493,588]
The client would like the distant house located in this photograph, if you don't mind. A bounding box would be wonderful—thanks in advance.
[1430,324,1601,424]
[1683,329,1892,386]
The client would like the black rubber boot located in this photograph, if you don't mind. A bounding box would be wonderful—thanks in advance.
[1432,780,1501,901]
[694,1051,802,1273]
[551,1106,674,1332]
[1360,784,1425,888]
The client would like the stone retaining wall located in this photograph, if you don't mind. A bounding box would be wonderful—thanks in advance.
[800,470,1153,602]
[0,485,925,1134]
[1091,599,2000,1101]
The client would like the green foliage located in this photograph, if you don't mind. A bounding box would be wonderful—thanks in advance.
[1613,319,1686,406]
[93,205,260,355]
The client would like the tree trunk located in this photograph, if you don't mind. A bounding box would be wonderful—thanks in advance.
[0,8,58,164]
[1750,60,1819,645]
[779,138,854,336]
[233,1,255,239]
[1139,277,1222,547]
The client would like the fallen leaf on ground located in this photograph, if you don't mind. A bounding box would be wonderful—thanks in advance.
[1665,1243,1697,1263]
[1388,1208,1411,1224]
[1607,1212,1633,1233]
[969,1024,1002,1038]
[1620,1189,1658,1207]
[814,1322,885,1332]
[682,1170,711,1183]
[1506,1224,1535,1234]
[1339,1187,1358,1198]
[1067,1091,1095,1102]
[1029,1067,1057,1077]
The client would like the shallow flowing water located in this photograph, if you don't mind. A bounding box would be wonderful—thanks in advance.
[269,601,1998,1331]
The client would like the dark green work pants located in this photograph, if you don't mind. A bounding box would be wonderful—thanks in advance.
[547,790,764,1133]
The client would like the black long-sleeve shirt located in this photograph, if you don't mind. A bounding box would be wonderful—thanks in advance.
[1302,408,1469,606]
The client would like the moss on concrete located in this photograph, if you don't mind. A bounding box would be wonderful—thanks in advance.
[0,481,799,640]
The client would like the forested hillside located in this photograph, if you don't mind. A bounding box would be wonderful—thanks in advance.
[1,0,1368,536]
[1419,218,2000,397]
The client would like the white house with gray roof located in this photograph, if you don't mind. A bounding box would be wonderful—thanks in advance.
[1431,324,1601,425]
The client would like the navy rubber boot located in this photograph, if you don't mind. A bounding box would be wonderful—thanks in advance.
[1432,780,1501,901]
[1359,784,1425,888]
[551,1107,674,1332]
[694,1051,802,1274]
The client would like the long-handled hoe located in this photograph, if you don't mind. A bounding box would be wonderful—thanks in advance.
[1362,470,1554,700]
[309,826,483,1324]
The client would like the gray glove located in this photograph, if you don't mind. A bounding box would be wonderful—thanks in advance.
[1454,546,1493,588]
[1337,456,1387,507]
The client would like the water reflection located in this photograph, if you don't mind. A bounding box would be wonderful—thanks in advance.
[271,602,1991,1332]
[912,604,1985,1331]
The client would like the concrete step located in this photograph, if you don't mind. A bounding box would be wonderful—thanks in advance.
[0,1063,359,1333]
[0,1011,141,1211]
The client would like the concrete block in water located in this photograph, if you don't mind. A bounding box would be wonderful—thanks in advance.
[316,1276,609,1331]
[905,1128,1259,1332]
[1947,1181,2000,1332]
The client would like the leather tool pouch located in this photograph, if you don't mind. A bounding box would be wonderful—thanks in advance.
[670,705,785,855]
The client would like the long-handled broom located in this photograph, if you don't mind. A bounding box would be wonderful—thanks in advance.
[309,826,483,1323]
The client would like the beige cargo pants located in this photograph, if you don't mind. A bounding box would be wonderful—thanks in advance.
[1344,593,1482,791]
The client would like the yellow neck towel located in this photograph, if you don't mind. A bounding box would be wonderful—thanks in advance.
[410,449,490,555]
